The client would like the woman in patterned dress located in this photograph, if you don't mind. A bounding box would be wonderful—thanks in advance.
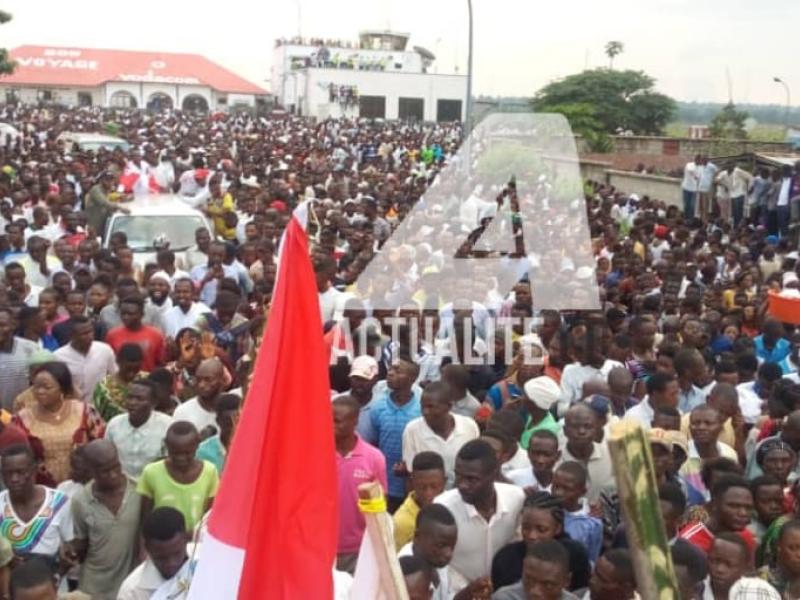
[13,363,105,486]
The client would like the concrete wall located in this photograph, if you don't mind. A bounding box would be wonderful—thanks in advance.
[579,159,612,183]
[296,68,467,121]
[609,135,793,158]
[605,169,682,206]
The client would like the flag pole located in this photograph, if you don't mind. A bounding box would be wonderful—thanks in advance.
[357,482,410,600]
[607,420,680,598]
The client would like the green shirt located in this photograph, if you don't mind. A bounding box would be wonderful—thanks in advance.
[520,412,561,450]
[136,460,219,532]
[196,435,226,475]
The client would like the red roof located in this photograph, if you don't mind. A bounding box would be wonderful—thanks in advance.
[2,46,267,95]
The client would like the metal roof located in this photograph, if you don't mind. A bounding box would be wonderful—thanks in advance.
[3,46,267,95]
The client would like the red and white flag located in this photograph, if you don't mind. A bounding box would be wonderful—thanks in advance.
[188,206,338,599]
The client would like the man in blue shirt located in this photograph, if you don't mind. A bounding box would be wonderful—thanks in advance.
[754,318,791,364]
[190,241,240,307]
[674,349,707,413]
[365,357,422,511]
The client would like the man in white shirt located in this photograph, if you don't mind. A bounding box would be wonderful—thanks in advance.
[402,382,479,488]
[777,164,793,237]
[144,272,173,327]
[624,372,680,430]
[17,235,63,288]
[697,156,717,221]
[173,358,226,436]
[106,379,172,479]
[717,164,753,227]
[434,439,524,593]
[177,167,211,209]
[398,503,492,600]
[682,155,701,220]
[315,254,350,324]
[559,349,623,417]
[54,316,117,402]
[118,507,190,600]
[161,278,209,339]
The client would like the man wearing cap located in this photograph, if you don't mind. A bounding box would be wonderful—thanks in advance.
[334,356,380,435]
[177,166,211,209]
[144,271,174,326]
[520,376,562,450]
[85,171,129,236]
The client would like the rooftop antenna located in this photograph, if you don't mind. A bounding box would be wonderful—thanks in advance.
[383,0,392,31]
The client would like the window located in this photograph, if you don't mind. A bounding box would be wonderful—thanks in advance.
[398,97,424,121]
[359,95,386,119]
[146,93,173,112]
[436,99,463,123]
[38,90,53,102]
[109,215,207,252]
[182,94,209,113]
[109,91,137,109]
[77,92,93,107]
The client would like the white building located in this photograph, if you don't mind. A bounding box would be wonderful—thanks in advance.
[0,46,267,111]
[271,31,467,122]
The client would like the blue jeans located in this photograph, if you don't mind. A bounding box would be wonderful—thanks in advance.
[732,196,745,228]
[682,189,696,220]
[777,206,790,237]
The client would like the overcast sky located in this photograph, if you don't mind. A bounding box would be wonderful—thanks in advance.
[2,0,796,105]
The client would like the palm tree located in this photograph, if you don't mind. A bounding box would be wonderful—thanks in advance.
[605,41,624,70]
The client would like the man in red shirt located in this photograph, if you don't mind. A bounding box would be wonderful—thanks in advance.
[105,296,166,372]
[678,474,756,556]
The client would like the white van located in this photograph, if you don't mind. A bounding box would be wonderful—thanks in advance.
[103,194,213,268]
[57,132,130,153]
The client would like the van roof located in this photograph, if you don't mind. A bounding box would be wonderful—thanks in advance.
[117,194,207,217]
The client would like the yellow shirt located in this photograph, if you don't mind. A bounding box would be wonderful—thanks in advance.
[680,413,736,448]
[392,493,420,551]
[207,193,237,240]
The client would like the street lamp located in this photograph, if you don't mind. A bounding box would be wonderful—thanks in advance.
[465,0,474,132]
[773,76,791,129]
[464,0,474,177]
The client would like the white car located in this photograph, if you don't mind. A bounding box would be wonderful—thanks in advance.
[103,194,213,268]
[57,131,130,153]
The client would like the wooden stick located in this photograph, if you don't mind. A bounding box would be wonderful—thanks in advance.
[607,420,680,600]
[358,482,409,600]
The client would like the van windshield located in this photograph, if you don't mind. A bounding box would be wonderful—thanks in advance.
[109,215,206,252]
[81,140,130,152]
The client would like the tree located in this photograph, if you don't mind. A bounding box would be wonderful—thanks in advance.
[708,102,749,139]
[605,41,624,70]
[536,102,612,152]
[532,69,676,136]
[0,11,15,76]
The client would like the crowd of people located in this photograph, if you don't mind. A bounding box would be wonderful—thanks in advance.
[0,102,798,600]
[681,154,800,236]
